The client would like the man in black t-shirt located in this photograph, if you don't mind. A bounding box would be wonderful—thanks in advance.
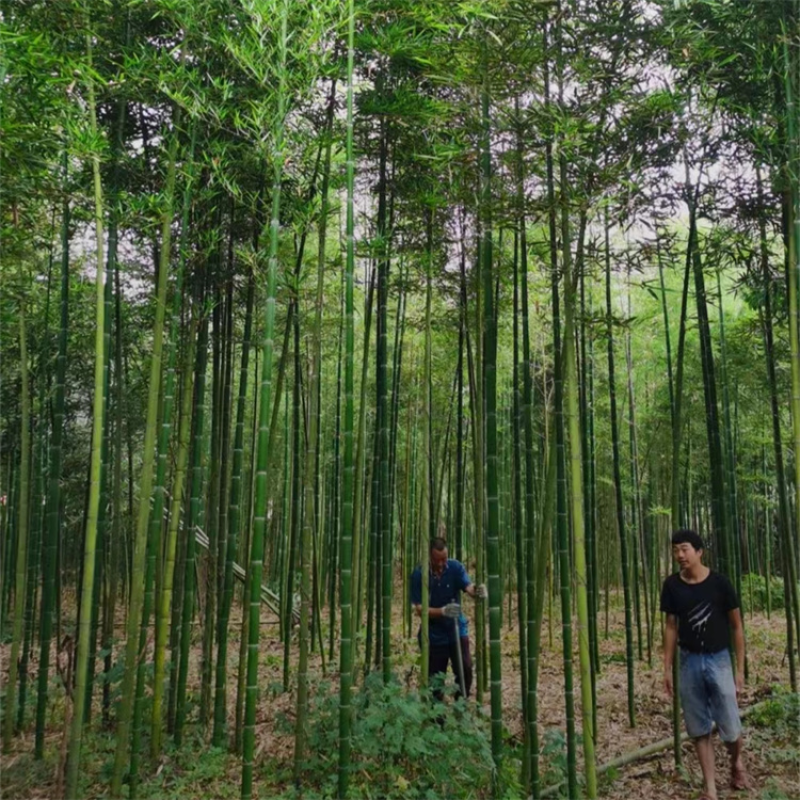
[661,529,751,800]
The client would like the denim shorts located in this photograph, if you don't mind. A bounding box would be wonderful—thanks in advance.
[679,647,741,742]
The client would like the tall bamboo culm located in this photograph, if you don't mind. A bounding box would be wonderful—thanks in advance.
[35,146,70,759]
[242,1,288,794]
[110,98,182,800]
[480,37,503,777]
[3,292,31,755]
[337,3,356,789]
[65,24,106,794]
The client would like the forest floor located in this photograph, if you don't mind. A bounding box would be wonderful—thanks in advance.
[1,592,798,800]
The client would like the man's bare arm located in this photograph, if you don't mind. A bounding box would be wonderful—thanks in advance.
[728,608,745,695]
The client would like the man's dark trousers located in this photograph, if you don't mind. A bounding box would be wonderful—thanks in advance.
[429,637,472,700]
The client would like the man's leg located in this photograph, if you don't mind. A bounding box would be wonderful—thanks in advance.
[708,650,749,790]
[680,652,716,798]
[725,737,749,789]
[428,644,450,701]
[693,735,718,800]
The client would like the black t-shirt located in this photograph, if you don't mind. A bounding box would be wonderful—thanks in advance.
[660,570,739,654]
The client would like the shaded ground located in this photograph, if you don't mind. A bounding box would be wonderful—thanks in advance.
[1,593,797,799]
[497,610,798,799]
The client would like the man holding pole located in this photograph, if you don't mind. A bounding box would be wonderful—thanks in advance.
[410,537,487,699]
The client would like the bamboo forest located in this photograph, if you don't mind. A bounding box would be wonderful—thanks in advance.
[2,0,800,798]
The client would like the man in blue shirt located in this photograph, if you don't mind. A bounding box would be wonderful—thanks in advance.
[410,537,487,699]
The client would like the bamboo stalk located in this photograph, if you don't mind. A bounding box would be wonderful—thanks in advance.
[3,294,31,755]
[242,2,289,792]
[337,3,356,787]
[35,145,70,759]
[111,85,182,798]
[66,24,106,793]
[152,315,197,754]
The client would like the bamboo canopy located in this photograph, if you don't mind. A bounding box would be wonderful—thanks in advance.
[1,2,799,799]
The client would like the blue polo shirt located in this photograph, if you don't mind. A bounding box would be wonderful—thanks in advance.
[410,559,471,646]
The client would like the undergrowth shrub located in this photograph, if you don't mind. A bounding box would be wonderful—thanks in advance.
[748,685,800,737]
[740,573,797,614]
[285,672,497,799]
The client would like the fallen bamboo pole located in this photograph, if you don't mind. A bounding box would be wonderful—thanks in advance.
[540,698,772,798]
[193,525,300,623]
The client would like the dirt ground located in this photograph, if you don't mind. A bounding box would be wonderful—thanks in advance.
[1,593,798,800]
[520,610,799,800]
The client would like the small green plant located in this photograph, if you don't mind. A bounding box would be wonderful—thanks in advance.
[748,686,800,736]
[124,742,236,799]
[765,747,799,766]
[284,673,497,799]
[758,777,794,800]
[598,764,620,794]
[541,728,569,797]
[497,752,525,800]
[740,574,797,614]
[600,652,628,665]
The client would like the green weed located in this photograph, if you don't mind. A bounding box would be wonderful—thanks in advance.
[765,747,799,766]
[748,686,800,736]
[274,673,498,799]
[758,777,794,800]
[541,728,569,797]
[741,574,798,614]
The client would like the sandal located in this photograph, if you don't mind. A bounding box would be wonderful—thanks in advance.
[731,765,752,791]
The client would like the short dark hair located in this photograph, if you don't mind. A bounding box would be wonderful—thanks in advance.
[430,537,448,553]
[671,529,704,551]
